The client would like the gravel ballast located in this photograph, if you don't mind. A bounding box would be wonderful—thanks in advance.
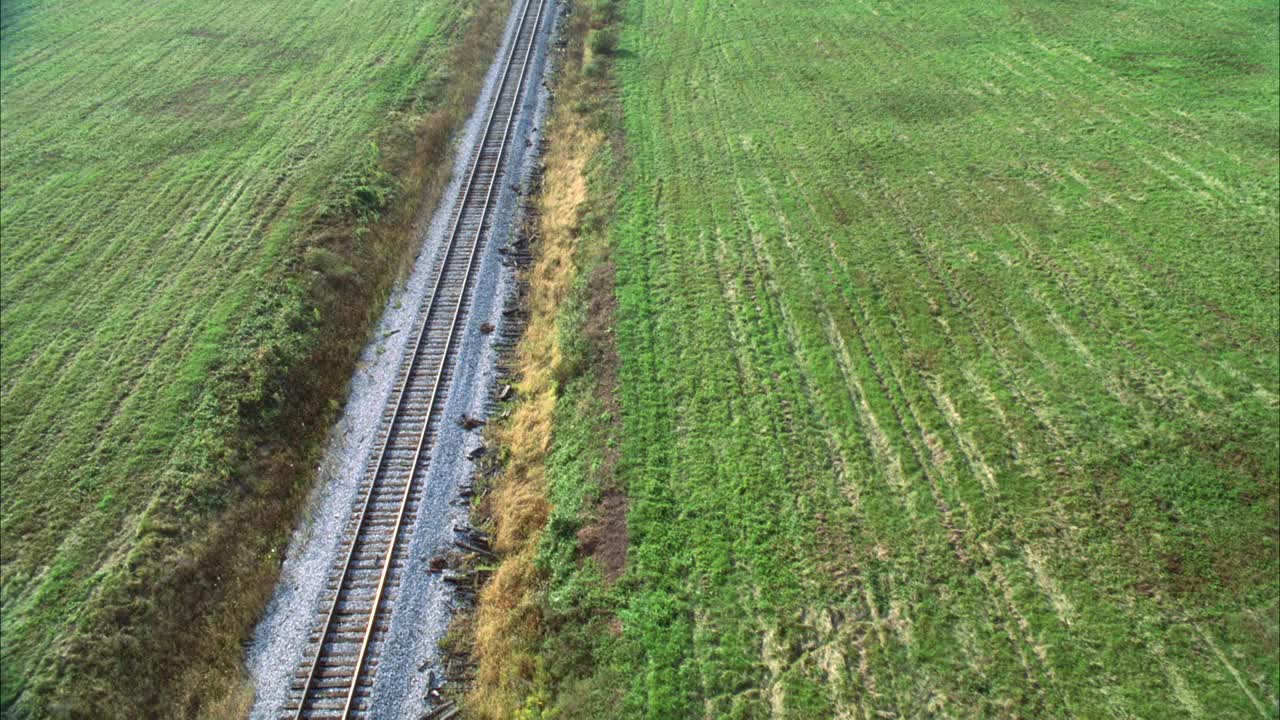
[246,2,560,716]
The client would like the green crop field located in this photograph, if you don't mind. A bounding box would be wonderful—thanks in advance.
[516,0,1280,717]
[0,0,504,714]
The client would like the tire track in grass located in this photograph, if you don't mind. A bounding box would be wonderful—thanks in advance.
[672,62,830,716]
[903,182,1271,712]
[931,17,1275,369]
[897,200,1228,706]
[867,223,1120,715]
[66,162,295,477]
[1151,636,1210,720]
[6,0,418,448]
[745,141,1010,720]
[655,12,896,712]
[6,0,435,326]
[778,77,1131,720]
[0,0,289,241]
[1193,621,1273,719]
[711,16,1061,714]
[1011,36,1273,212]
[870,99,1249,717]
[723,169,908,717]
[860,228,1162,691]
[715,180,881,716]
[997,49,1235,209]
[1000,223,1212,421]
[967,66,1280,363]
[1083,242,1271,404]
[622,47,731,701]
[911,189,1152,438]
[840,294,1040,715]
[818,306,967,715]
[2,1,470,699]
[1021,275,1162,429]
[700,52,868,537]
[5,107,289,411]
[717,22,1080,712]
[841,197,1070,476]
[703,94,921,719]
[1005,181,1255,419]
[622,2,1274,716]
[848,271,1068,712]
[5,161,274,488]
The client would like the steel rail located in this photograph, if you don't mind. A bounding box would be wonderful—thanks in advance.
[289,0,546,715]
[337,0,547,712]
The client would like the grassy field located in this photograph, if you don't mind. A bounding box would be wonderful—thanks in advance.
[478,0,1279,717]
[0,0,508,715]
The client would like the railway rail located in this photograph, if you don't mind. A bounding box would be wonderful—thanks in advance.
[284,0,547,715]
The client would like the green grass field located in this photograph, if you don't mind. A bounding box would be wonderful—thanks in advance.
[514,0,1280,717]
[0,0,504,714]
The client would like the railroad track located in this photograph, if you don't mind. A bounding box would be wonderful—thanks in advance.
[285,0,547,716]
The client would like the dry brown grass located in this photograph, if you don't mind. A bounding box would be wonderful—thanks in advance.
[490,115,599,553]
[466,10,604,715]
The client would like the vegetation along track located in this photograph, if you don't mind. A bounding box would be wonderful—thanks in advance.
[286,0,547,715]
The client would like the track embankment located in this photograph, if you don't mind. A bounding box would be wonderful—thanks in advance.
[248,0,560,717]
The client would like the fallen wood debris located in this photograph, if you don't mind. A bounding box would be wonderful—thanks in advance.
[455,539,496,558]
[419,699,456,720]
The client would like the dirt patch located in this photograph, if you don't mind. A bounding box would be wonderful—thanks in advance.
[573,259,626,581]
[582,260,621,412]
[876,87,975,124]
[577,486,627,581]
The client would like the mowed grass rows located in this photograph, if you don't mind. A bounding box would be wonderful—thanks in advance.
[0,0,471,710]
[588,0,1277,716]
